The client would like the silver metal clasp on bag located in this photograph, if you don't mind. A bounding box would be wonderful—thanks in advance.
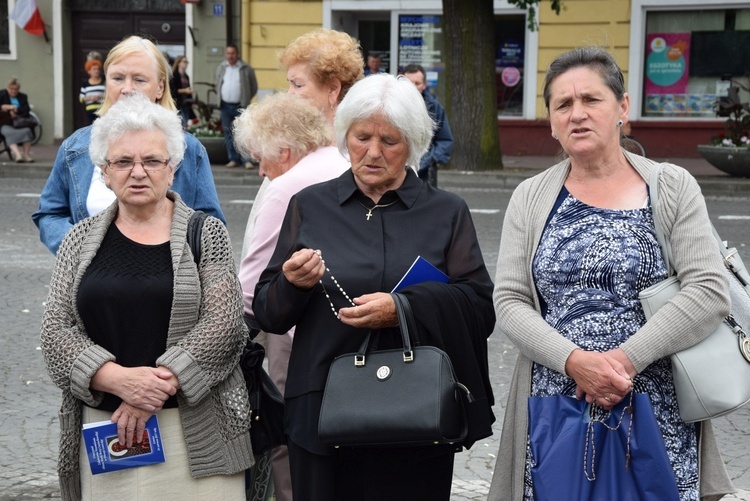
[403,350,414,362]
[355,354,365,366]
[726,315,750,363]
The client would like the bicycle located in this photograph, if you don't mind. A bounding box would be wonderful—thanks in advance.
[620,122,646,157]
[188,82,222,135]
[29,110,42,145]
[621,135,646,156]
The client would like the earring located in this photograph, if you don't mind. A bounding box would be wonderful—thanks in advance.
[617,119,623,128]
[553,133,558,140]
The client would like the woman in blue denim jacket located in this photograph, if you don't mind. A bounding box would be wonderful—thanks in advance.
[32,35,225,255]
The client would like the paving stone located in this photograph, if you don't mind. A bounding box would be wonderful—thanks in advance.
[1,178,748,500]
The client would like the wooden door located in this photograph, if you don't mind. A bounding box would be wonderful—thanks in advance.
[71,10,185,130]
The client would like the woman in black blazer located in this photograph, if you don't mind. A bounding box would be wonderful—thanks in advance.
[0,78,35,162]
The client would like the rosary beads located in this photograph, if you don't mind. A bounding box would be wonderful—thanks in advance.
[317,251,355,319]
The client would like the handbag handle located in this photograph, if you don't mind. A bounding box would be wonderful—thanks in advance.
[353,293,415,367]
[648,163,672,271]
[649,165,750,293]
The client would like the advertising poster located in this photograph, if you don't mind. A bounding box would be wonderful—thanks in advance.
[398,15,444,90]
[644,33,690,115]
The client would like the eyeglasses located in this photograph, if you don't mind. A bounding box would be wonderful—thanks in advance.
[105,158,170,172]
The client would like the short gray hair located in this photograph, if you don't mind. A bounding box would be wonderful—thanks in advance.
[335,73,435,168]
[89,93,185,169]
[233,92,332,163]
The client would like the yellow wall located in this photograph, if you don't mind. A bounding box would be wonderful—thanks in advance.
[244,1,325,93]
[536,0,631,116]
[240,0,634,117]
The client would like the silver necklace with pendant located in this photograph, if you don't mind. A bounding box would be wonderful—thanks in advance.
[357,198,398,221]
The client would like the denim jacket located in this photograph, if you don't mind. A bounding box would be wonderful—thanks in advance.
[32,125,226,254]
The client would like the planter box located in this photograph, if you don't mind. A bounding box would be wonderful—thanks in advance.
[196,136,228,166]
[697,145,750,178]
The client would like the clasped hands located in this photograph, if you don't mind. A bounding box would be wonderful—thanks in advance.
[91,362,179,447]
[282,248,398,329]
[565,348,635,410]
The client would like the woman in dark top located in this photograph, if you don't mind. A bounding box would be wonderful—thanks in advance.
[0,77,35,162]
[79,59,105,124]
[170,55,193,128]
[40,93,252,500]
[253,73,496,501]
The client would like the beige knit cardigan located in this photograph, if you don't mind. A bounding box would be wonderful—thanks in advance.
[40,192,253,501]
[488,152,735,500]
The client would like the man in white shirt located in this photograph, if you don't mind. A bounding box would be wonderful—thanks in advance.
[215,44,258,168]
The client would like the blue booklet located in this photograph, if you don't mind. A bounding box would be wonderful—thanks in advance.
[82,414,165,475]
[391,256,450,292]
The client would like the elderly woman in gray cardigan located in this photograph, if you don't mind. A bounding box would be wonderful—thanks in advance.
[40,94,252,501]
[488,47,733,500]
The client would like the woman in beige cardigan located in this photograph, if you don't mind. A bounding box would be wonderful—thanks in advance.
[40,94,252,501]
[488,47,733,500]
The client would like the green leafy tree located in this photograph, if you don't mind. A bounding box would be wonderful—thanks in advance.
[442,0,560,170]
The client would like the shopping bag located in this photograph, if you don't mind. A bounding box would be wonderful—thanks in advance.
[528,393,679,501]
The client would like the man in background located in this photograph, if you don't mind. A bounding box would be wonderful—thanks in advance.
[364,52,384,76]
[403,64,453,187]
[215,44,258,168]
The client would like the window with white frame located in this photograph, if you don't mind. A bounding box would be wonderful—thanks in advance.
[642,7,750,118]
[1,1,10,54]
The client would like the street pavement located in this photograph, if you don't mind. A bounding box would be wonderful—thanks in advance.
[1,147,749,500]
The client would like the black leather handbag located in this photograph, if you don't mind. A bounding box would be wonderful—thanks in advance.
[318,293,468,448]
[12,115,37,129]
[240,338,286,455]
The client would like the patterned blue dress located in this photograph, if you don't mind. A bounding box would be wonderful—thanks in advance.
[523,190,699,501]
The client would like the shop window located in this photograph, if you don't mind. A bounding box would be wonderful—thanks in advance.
[397,14,446,99]
[395,13,526,117]
[359,20,391,73]
[495,15,525,117]
[643,8,750,118]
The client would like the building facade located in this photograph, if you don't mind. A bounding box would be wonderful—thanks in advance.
[2,0,747,158]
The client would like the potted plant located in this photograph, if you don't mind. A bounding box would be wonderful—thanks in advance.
[187,99,228,165]
[697,78,750,177]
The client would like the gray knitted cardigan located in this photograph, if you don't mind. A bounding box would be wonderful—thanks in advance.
[488,152,735,500]
[40,192,253,501]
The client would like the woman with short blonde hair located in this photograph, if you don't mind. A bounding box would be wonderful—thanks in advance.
[33,35,225,256]
[279,28,364,127]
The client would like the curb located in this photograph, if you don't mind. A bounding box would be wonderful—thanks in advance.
[3,162,750,197]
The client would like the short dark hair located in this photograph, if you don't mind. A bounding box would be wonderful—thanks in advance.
[542,46,625,110]
[403,64,426,79]
[226,44,238,51]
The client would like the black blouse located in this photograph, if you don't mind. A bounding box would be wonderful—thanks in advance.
[77,224,176,411]
[253,169,495,451]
